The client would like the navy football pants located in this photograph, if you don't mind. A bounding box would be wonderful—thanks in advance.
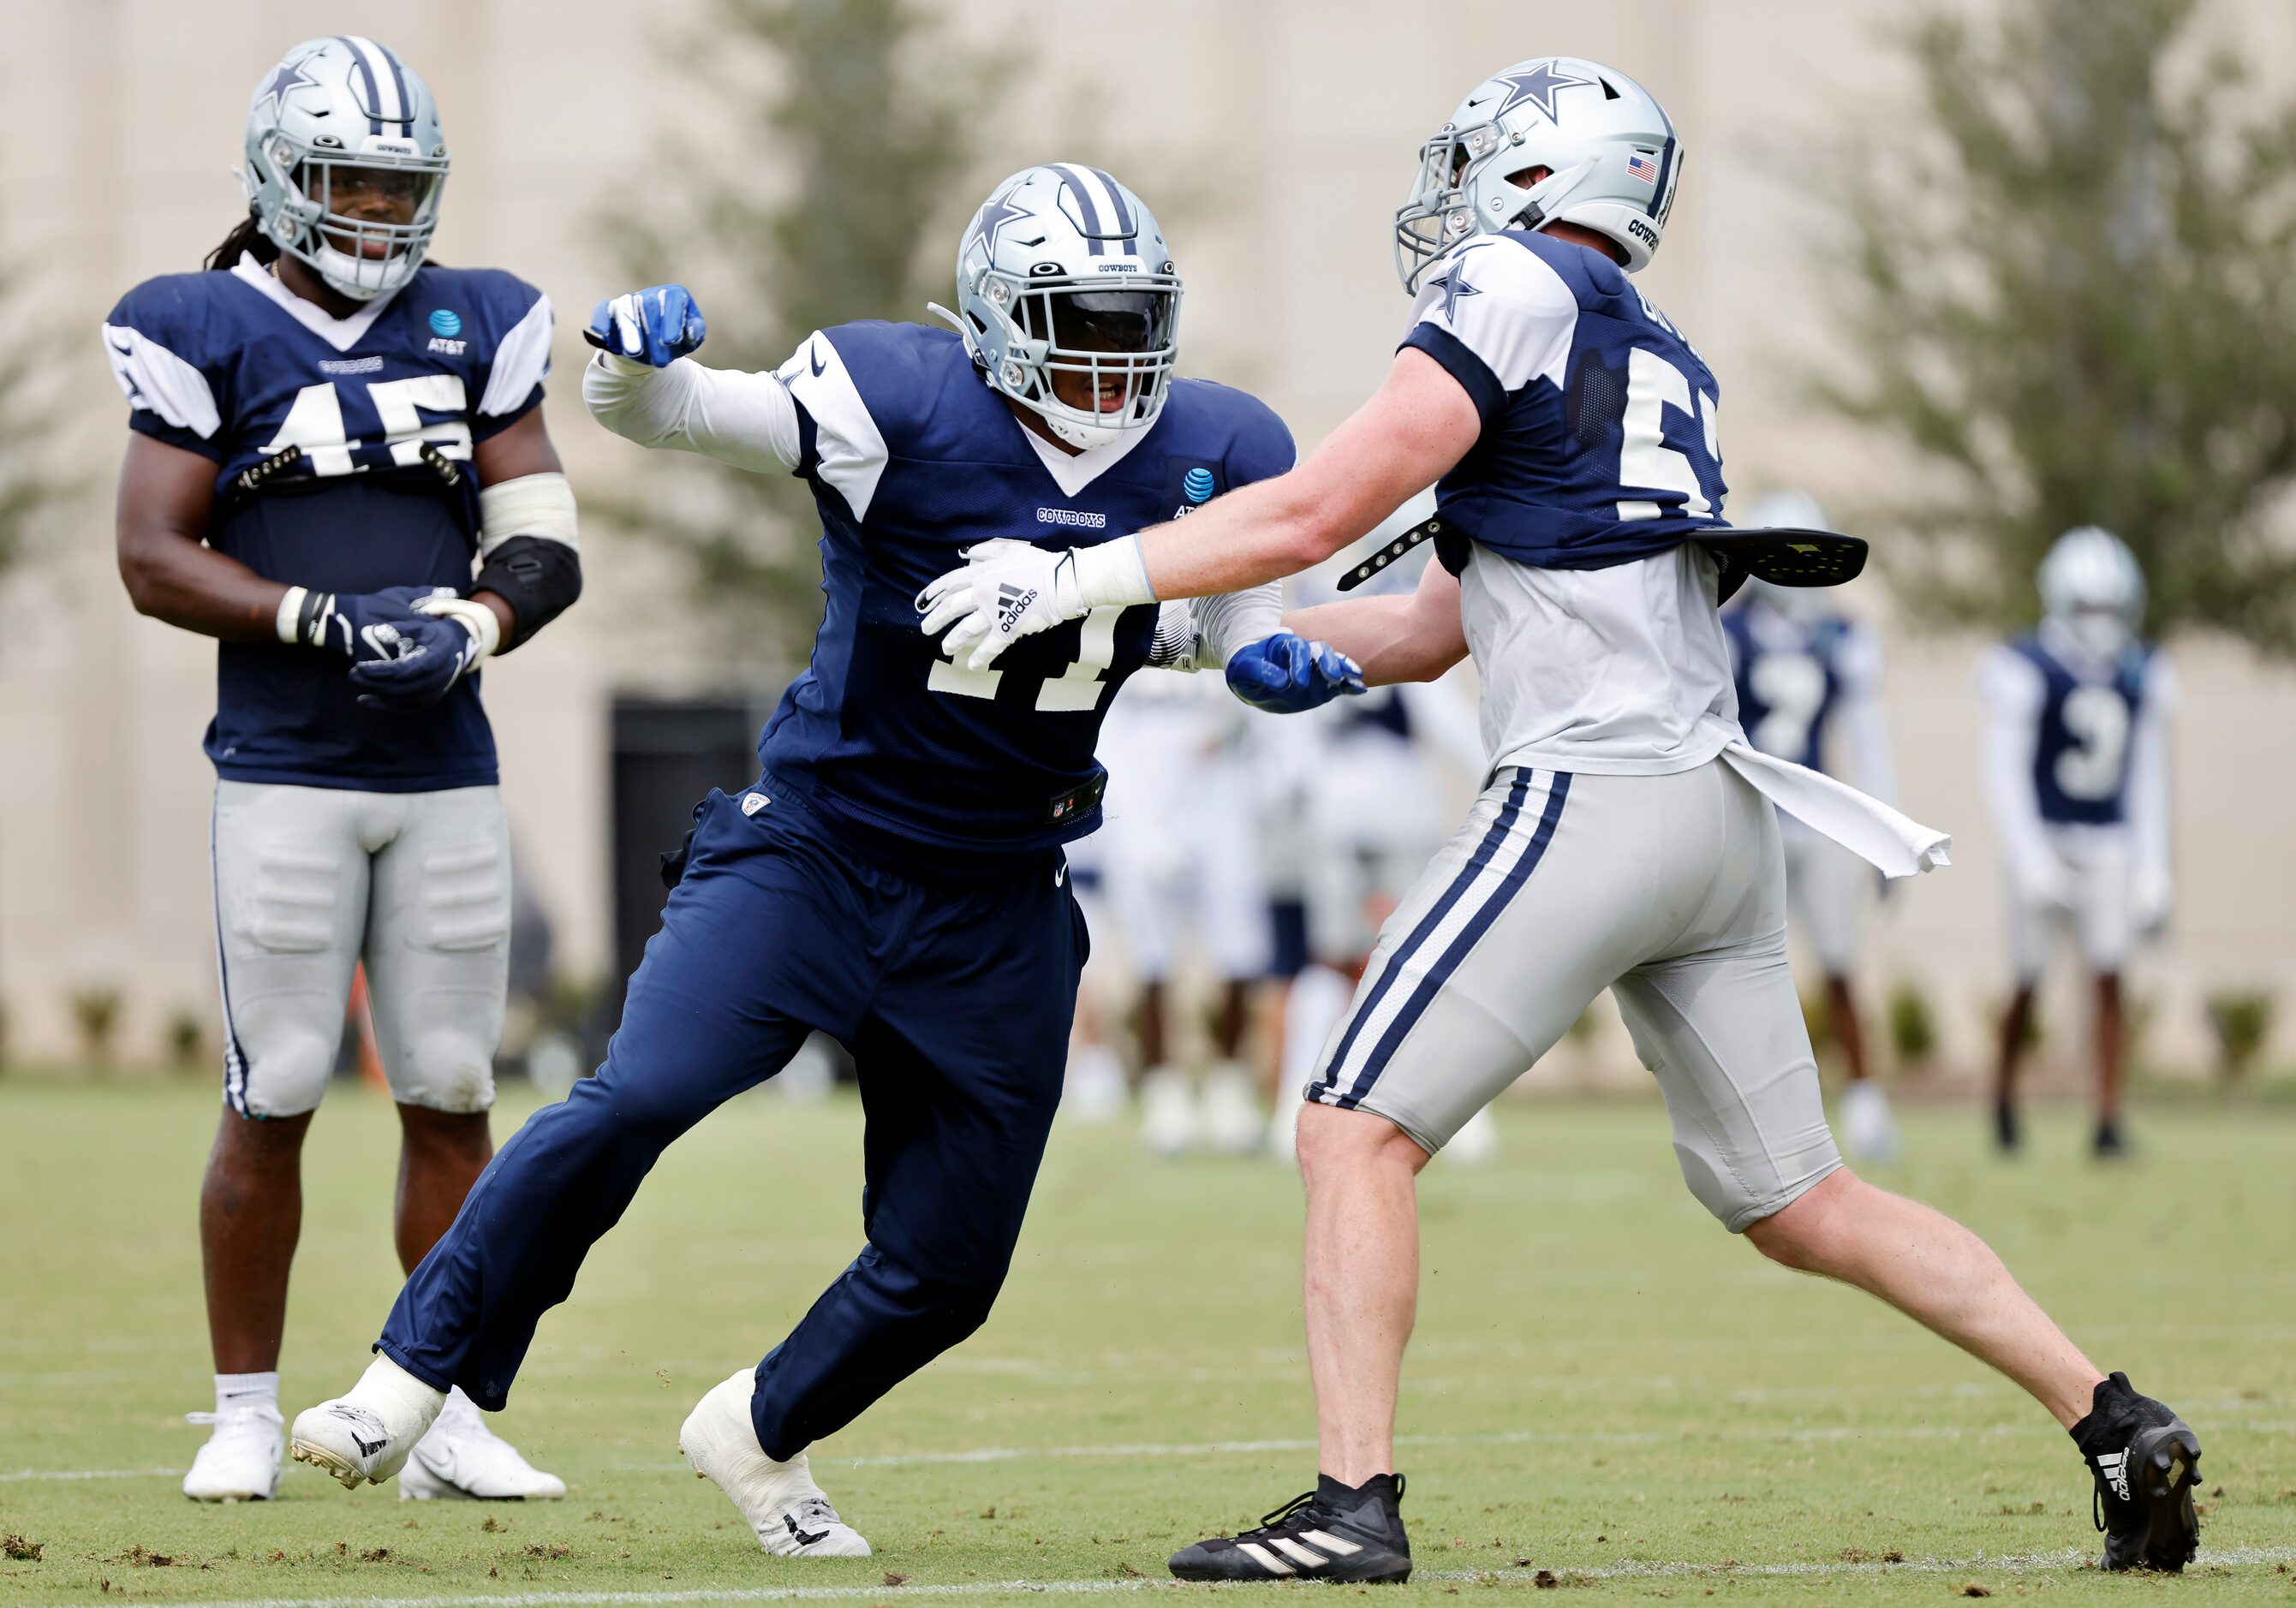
[378,780,1085,1459]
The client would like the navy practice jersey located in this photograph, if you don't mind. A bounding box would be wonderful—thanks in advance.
[1722,606,1848,772]
[2011,632,2155,825]
[103,254,553,790]
[763,321,1293,872]
[1400,229,1726,573]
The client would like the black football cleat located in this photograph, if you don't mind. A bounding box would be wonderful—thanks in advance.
[1169,1473,1412,1582]
[1994,1100,2021,1154]
[2092,1117,2126,1159]
[2072,1372,2202,1572]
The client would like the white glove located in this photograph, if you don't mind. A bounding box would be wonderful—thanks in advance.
[917,539,1087,670]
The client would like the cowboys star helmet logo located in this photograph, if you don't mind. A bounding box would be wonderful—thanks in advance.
[1484,60,1597,123]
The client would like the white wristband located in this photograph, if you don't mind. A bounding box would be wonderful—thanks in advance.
[276,586,307,645]
[413,594,503,661]
[1072,535,1155,610]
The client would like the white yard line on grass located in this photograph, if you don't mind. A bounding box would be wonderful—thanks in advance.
[33,1547,2296,1608]
[0,1467,178,1482]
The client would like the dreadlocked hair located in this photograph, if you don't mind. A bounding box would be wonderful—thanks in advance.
[205,207,281,272]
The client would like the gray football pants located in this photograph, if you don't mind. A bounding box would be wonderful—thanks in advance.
[1305,761,1842,1231]
[211,780,511,1118]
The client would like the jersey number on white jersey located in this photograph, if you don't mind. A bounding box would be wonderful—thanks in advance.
[931,604,1124,712]
[1748,651,1828,761]
[261,376,474,476]
[1617,349,1719,522]
[2054,684,2131,801]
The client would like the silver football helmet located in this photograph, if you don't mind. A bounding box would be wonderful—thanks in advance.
[946,165,1182,450]
[242,37,449,301]
[1396,57,1683,293]
[2040,526,2145,658]
[1741,491,1835,622]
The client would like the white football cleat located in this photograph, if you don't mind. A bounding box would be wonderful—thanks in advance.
[1201,1063,1264,1155]
[680,1369,870,1557]
[289,1355,445,1491]
[1840,1080,1902,1164]
[1139,1066,1198,1157]
[182,1404,283,1503]
[401,1391,565,1500]
[1446,1104,1501,1167]
[1062,1044,1129,1123]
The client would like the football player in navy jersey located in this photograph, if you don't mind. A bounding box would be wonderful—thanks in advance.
[1977,527,2173,1158]
[104,37,576,1504]
[1722,491,1904,1163]
[932,59,2204,1581]
[289,164,1362,1552]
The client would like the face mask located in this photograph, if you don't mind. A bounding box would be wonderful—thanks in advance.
[2066,610,2131,661]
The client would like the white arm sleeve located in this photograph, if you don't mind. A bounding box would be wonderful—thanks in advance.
[2127,653,2176,886]
[1975,646,2059,890]
[1834,624,1898,807]
[581,352,802,474]
[1191,583,1285,667]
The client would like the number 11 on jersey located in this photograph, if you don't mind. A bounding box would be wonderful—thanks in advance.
[930,605,1124,712]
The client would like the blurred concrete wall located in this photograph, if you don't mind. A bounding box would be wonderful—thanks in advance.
[1,0,2293,1077]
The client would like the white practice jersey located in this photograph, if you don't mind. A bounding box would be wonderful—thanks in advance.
[1401,230,1739,777]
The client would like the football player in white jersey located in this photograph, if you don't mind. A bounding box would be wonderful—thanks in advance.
[925,57,2203,1578]
[1723,491,1902,1161]
[1977,528,2173,1158]
[1094,673,1273,1153]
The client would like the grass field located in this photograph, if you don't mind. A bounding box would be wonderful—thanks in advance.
[2,1080,2292,1606]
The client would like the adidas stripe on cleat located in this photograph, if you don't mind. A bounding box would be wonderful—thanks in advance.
[1169,1474,1411,1582]
[2072,1371,2203,1572]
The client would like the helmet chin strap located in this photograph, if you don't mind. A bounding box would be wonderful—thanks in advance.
[313,241,415,302]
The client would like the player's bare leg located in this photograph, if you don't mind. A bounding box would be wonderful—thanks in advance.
[1297,1103,1429,1482]
[1993,982,2038,1152]
[1136,979,1196,1153]
[1828,975,1870,1086]
[1828,974,1899,1162]
[182,1111,312,1499]
[1202,977,1263,1152]
[393,1105,492,1273]
[1744,1168,2101,1421]
[2092,971,2126,1156]
[200,1109,315,1375]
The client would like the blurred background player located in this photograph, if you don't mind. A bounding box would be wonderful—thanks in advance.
[1094,674,1273,1154]
[1722,490,1902,1162]
[1978,527,2174,1158]
[1264,515,1495,1164]
[103,37,576,1503]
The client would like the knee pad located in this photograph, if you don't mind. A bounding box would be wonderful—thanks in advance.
[230,1024,337,1117]
[391,1026,499,1115]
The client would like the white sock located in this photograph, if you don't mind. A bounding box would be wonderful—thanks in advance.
[355,1354,449,1439]
[215,1371,279,1416]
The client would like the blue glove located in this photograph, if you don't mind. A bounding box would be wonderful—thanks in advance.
[1225,631,1366,714]
[583,283,707,367]
[285,586,484,712]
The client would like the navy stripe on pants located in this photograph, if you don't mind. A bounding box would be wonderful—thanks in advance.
[379,782,1085,1459]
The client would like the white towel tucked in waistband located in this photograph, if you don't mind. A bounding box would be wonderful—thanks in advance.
[1719,737,1951,878]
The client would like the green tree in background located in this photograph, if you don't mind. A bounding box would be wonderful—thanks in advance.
[1821,0,2296,649]
[0,254,72,582]
[599,0,989,667]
